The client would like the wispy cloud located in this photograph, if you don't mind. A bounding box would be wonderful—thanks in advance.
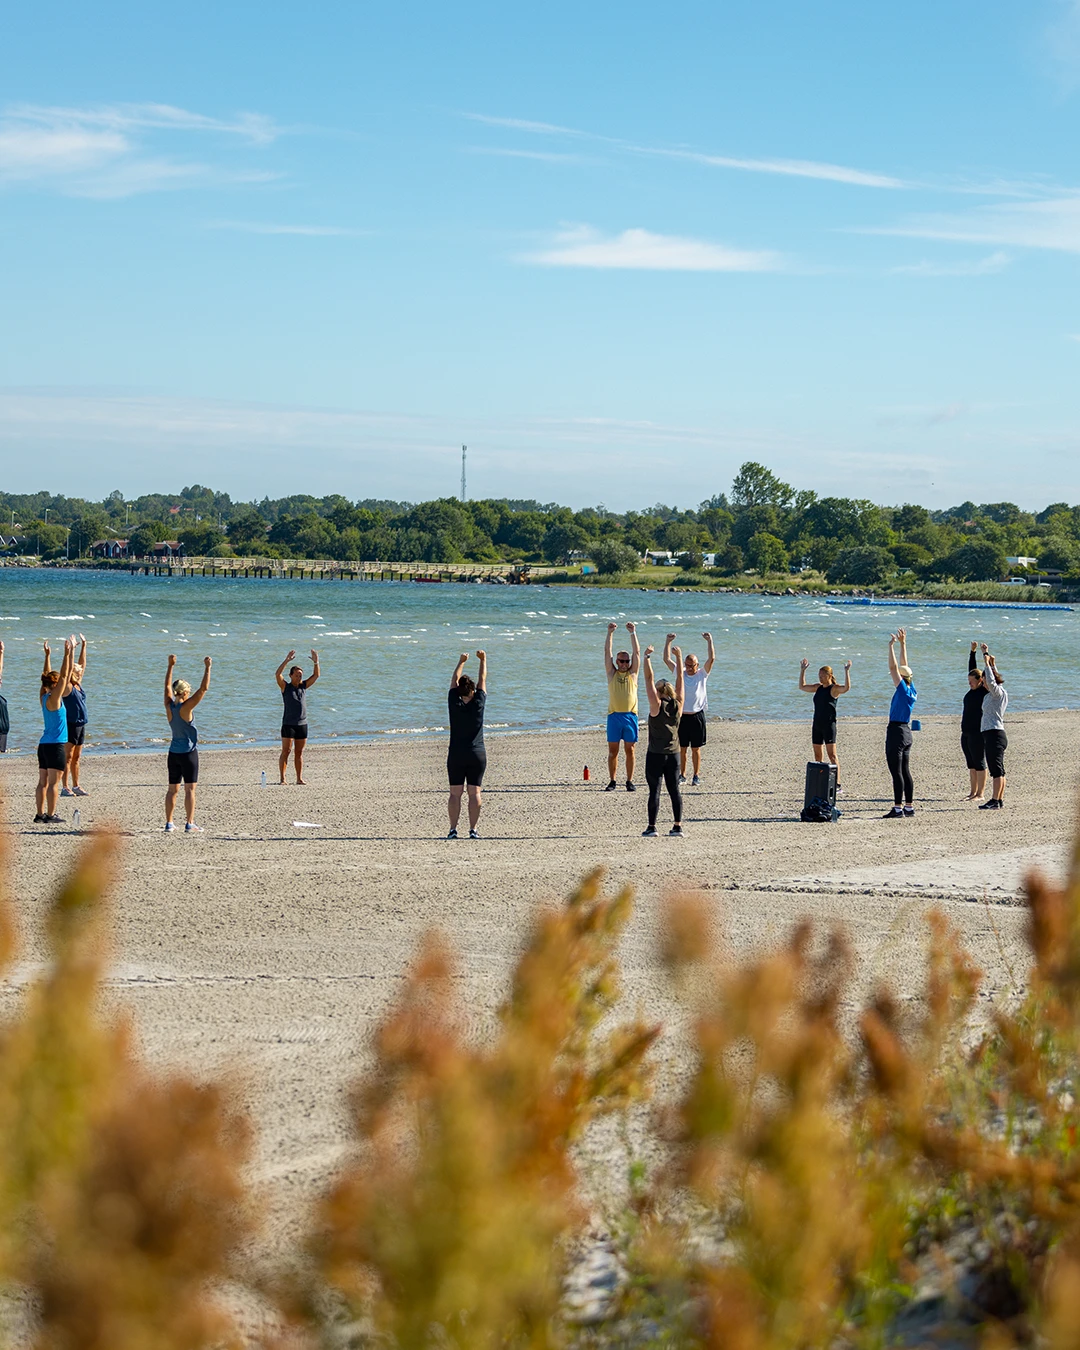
[1044,0,1080,89]
[891,250,1012,276]
[208,221,367,236]
[862,195,1080,254]
[462,109,905,189]
[0,101,280,196]
[523,225,782,271]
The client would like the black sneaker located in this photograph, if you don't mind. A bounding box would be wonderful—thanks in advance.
[883,806,904,819]
[979,799,1000,810]
[902,806,915,817]
[45,815,65,824]
[604,780,618,792]
[32,813,45,824]
[447,828,458,839]
[642,826,657,837]
[469,828,480,840]
[626,781,637,793]
[669,824,683,836]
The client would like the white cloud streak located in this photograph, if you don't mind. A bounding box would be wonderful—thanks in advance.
[523,226,782,271]
[891,250,1012,276]
[0,101,280,196]
[863,195,1080,254]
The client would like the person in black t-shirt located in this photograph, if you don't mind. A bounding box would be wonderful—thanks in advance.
[446,650,487,840]
[961,641,989,800]
[275,649,320,784]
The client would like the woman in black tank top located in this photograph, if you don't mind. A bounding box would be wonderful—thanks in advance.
[641,644,685,836]
[798,658,852,793]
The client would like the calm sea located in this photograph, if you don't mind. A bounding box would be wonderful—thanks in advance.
[0,569,1075,754]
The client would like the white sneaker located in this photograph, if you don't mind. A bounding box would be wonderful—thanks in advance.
[692,775,701,787]
[60,787,74,798]
[677,773,686,784]
[73,786,90,797]
[164,822,176,832]
[184,822,203,833]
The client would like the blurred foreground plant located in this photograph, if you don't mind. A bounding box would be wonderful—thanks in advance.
[313,868,659,1350]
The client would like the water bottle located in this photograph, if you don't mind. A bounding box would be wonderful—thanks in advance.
[73,808,81,830]
[583,765,590,781]
[260,770,267,787]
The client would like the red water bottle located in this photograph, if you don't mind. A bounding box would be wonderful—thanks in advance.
[583,764,590,782]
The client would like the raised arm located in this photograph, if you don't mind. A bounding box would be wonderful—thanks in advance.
[888,634,901,687]
[48,639,74,712]
[798,657,815,692]
[896,627,908,669]
[306,649,321,688]
[672,644,685,711]
[451,653,468,689]
[476,649,487,693]
[77,632,87,675]
[836,660,852,695]
[182,656,212,713]
[702,631,716,674]
[42,640,52,680]
[164,654,177,711]
[981,645,1000,689]
[604,622,617,679]
[969,642,978,676]
[0,637,4,685]
[663,632,677,674]
[627,622,641,675]
[276,650,295,691]
[642,646,661,715]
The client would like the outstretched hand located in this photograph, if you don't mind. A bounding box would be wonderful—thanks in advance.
[42,640,50,654]
[800,657,809,669]
[459,653,469,664]
[167,654,177,664]
[626,621,636,633]
[310,649,318,662]
[476,649,486,660]
[607,622,617,634]
[643,645,655,657]
[285,649,296,661]
[666,632,676,643]
[844,660,852,670]
[702,631,711,642]
[971,641,978,651]
[897,627,907,640]
[671,645,682,660]
[203,656,212,668]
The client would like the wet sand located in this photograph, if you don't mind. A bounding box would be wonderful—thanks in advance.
[1,710,1078,1254]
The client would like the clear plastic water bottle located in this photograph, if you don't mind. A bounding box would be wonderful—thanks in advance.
[73,808,81,830]
[260,770,267,787]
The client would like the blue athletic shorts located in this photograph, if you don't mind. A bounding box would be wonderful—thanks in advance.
[606,712,639,744]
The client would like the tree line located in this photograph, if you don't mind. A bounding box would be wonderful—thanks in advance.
[3,464,1080,582]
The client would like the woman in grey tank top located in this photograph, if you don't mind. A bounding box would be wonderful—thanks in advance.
[641,643,685,837]
[275,649,320,784]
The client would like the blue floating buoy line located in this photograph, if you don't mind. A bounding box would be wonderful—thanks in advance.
[825,597,1073,612]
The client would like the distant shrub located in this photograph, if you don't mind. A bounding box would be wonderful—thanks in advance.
[746,531,789,575]
[590,539,641,575]
[827,545,892,585]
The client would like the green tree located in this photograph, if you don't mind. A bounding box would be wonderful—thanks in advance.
[227,511,269,552]
[543,521,591,564]
[935,539,1007,582]
[891,542,932,571]
[1036,539,1079,572]
[128,521,171,557]
[827,546,892,586]
[590,539,640,575]
[746,531,789,575]
[730,462,795,510]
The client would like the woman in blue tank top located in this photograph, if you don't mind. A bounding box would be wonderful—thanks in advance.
[35,636,75,824]
[163,653,212,833]
[884,628,917,819]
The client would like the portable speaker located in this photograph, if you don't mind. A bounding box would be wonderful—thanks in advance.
[803,761,837,813]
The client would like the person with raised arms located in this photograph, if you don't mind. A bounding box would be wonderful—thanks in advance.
[664,631,716,786]
[978,642,1008,811]
[35,636,75,824]
[276,649,320,784]
[164,653,212,834]
[798,655,852,795]
[0,638,8,755]
[641,642,685,837]
[961,641,988,801]
[884,628,917,819]
[447,650,487,840]
[603,621,640,792]
[61,633,90,798]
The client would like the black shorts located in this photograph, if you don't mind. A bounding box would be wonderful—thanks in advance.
[38,742,67,772]
[447,749,487,786]
[983,729,1007,779]
[960,731,985,771]
[678,710,707,748]
[281,723,308,741]
[67,724,86,747]
[167,750,199,784]
[811,719,837,747]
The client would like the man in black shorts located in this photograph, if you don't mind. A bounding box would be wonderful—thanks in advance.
[275,649,320,784]
[447,650,487,840]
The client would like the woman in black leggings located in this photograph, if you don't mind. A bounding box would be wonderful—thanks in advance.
[884,628,917,819]
[641,643,685,837]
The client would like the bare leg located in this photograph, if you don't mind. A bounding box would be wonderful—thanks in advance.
[992,774,1006,803]
[976,769,987,798]
[70,744,83,789]
[279,737,291,784]
[36,767,48,816]
[679,746,689,777]
[607,742,619,782]
[448,784,464,830]
[467,785,482,830]
[812,744,824,763]
[967,767,984,800]
[624,742,636,784]
[825,742,839,785]
[692,746,703,777]
[63,744,74,789]
[184,783,197,825]
[165,784,179,824]
[45,769,62,816]
[293,740,306,784]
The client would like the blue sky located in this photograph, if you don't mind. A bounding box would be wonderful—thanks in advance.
[2,1,1079,510]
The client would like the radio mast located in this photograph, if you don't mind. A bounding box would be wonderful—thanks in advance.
[461,445,467,502]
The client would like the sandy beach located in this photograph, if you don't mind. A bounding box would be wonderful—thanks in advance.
[2,710,1078,1257]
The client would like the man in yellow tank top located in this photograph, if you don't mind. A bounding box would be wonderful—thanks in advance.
[604,621,640,791]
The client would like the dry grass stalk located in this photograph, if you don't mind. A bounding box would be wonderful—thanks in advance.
[315,868,658,1350]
